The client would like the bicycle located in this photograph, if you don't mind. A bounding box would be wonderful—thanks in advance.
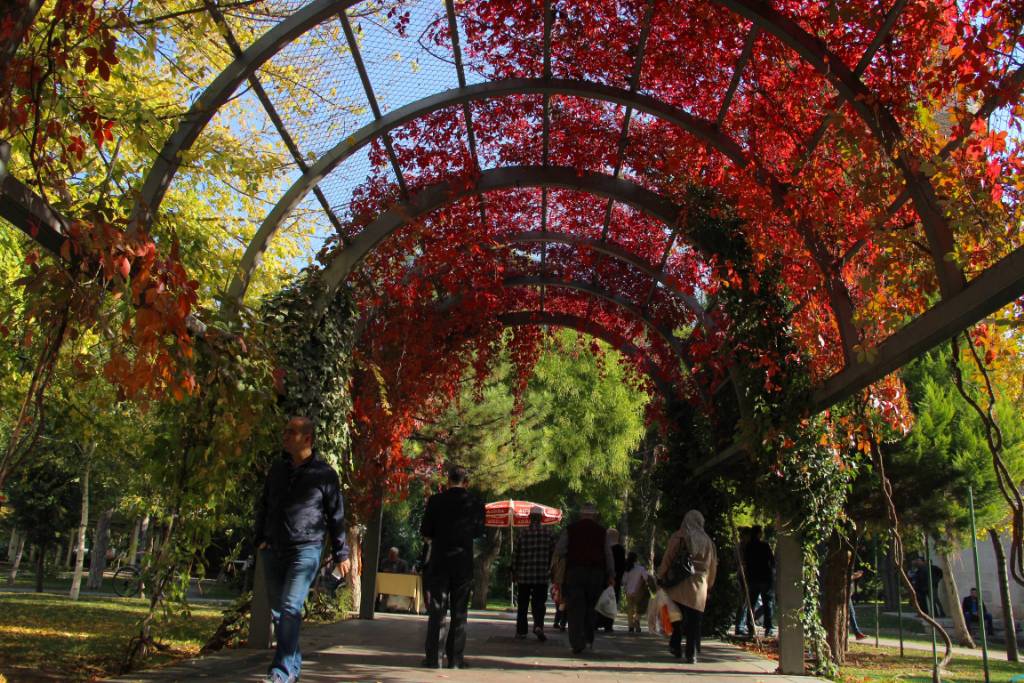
[112,564,143,598]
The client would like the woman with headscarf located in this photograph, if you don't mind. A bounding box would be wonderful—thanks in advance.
[657,510,717,663]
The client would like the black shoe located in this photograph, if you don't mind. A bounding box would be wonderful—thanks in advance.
[684,655,697,664]
[446,657,468,669]
[421,658,440,668]
[534,626,547,642]
[669,644,682,658]
[572,646,585,655]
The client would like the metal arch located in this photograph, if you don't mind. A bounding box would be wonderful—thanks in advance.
[129,0,358,233]
[503,275,690,361]
[496,310,676,400]
[500,230,716,330]
[500,275,748,416]
[224,79,744,302]
[312,167,680,300]
[710,0,964,297]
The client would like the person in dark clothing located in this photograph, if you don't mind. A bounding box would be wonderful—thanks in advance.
[742,525,774,637]
[962,587,993,636]
[596,528,626,632]
[254,416,350,683]
[910,558,946,617]
[420,465,485,670]
[554,502,615,655]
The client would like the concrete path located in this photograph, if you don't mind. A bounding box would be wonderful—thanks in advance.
[115,609,824,682]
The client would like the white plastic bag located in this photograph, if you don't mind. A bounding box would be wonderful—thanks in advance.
[595,585,618,619]
[656,587,682,622]
[646,593,662,634]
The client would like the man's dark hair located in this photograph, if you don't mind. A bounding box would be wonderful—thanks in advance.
[751,524,763,539]
[289,416,315,438]
[447,465,468,485]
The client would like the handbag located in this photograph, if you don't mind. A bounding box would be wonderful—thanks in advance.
[657,543,694,589]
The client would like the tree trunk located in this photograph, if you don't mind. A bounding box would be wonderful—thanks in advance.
[70,462,90,600]
[87,509,113,590]
[35,543,45,592]
[939,548,975,647]
[7,534,26,585]
[471,528,502,609]
[126,517,140,567]
[348,523,363,614]
[138,514,150,564]
[989,529,1019,662]
[7,529,18,561]
[63,534,74,568]
[881,544,901,611]
[821,530,851,665]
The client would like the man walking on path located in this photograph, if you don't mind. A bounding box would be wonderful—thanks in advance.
[555,502,615,655]
[743,525,774,637]
[254,416,350,683]
[420,465,485,669]
[513,506,555,641]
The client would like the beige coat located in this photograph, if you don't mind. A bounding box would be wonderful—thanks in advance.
[657,528,718,612]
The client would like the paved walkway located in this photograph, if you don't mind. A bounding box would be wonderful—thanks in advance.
[115,610,824,682]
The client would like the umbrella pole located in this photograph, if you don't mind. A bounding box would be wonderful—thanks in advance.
[509,504,515,610]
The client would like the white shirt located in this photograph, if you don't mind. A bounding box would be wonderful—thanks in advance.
[622,564,651,596]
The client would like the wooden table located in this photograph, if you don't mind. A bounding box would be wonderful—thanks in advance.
[376,572,425,614]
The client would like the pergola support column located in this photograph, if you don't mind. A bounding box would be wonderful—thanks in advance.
[775,522,805,675]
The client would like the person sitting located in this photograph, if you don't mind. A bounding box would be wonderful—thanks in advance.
[380,547,409,573]
[377,546,412,611]
[962,587,994,637]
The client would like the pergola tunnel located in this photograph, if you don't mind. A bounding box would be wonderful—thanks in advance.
[0,0,1023,678]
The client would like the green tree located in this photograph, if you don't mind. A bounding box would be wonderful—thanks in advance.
[7,455,80,592]
[848,346,1024,646]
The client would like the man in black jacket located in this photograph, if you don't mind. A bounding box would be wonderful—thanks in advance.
[420,465,485,669]
[743,525,774,637]
[255,416,349,683]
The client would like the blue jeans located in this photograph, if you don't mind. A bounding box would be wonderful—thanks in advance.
[261,544,322,681]
[849,597,863,635]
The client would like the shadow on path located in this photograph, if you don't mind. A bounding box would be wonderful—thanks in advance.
[113,609,824,682]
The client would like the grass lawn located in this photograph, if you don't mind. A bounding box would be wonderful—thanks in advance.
[485,598,513,611]
[0,592,223,682]
[2,571,241,602]
[840,643,1024,682]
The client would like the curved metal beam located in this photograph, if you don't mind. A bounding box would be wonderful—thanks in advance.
[313,167,680,296]
[129,0,358,233]
[500,275,748,414]
[497,310,676,400]
[503,274,689,360]
[499,230,715,330]
[223,78,744,302]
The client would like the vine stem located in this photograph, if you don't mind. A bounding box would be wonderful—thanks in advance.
[860,398,953,674]
[949,333,1024,587]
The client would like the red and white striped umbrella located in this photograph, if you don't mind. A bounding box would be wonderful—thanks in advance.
[485,500,562,527]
